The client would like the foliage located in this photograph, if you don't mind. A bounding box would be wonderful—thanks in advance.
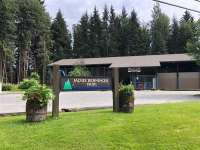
[151,3,170,54]
[187,20,200,64]
[19,79,39,90]
[0,3,198,84]
[88,7,103,57]
[1,102,200,149]
[23,84,54,106]
[15,0,51,82]
[2,84,19,91]
[0,0,16,83]
[73,12,90,58]
[68,66,91,77]
[51,10,72,61]
[30,72,40,81]
[168,17,180,53]
[119,84,134,96]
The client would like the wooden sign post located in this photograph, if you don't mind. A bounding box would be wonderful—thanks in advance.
[52,65,60,117]
[112,67,120,112]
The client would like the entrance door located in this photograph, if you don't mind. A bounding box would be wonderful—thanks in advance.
[130,74,155,90]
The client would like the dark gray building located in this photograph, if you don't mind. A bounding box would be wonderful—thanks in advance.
[50,53,200,90]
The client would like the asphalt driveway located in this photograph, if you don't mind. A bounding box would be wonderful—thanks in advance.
[1,91,200,114]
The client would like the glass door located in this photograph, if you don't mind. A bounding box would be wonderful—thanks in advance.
[130,74,155,90]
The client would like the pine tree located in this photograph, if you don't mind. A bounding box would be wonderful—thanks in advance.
[187,20,200,63]
[102,5,109,57]
[168,17,180,53]
[88,7,103,57]
[51,10,72,61]
[181,10,194,23]
[119,7,129,56]
[179,11,195,52]
[150,3,170,54]
[0,0,16,83]
[137,26,151,55]
[30,4,51,83]
[16,0,37,82]
[73,12,90,58]
[15,0,51,83]
[108,6,120,56]
[127,9,141,55]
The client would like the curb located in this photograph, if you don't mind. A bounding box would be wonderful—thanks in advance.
[0,106,113,117]
[61,106,112,112]
[0,112,25,117]
[0,92,24,95]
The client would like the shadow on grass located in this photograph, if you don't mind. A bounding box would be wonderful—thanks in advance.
[12,116,57,126]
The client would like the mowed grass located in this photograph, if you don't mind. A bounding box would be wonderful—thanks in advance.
[1,102,200,150]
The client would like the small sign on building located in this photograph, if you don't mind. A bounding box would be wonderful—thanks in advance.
[128,67,141,73]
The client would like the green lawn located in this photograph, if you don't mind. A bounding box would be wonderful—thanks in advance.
[1,102,200,150]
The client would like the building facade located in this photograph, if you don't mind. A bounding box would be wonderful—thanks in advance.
[50,54,200,90]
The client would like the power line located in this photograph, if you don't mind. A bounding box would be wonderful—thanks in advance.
[194,0,200,3]
[152,0,200,14]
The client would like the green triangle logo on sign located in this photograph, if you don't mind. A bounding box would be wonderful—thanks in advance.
[64,79,72,90]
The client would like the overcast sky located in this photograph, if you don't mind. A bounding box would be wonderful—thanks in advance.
[45,0,200,30]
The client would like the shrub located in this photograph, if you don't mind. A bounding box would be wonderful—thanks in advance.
[19,79,39,90]
[30,72,40,81]
[2,84,13,91]
[23,84,54,106]
[119,84,134,96]
[119,84,135,112]
[2,84,20,91]
[69,66,91,77]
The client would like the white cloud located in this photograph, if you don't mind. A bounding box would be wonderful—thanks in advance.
[45,0,200,30]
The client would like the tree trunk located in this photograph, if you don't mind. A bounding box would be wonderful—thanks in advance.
[0,49,3,92]
[18,48,29,82]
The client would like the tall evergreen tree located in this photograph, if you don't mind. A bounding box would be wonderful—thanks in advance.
[108,6,120,56]
[150,3,170,54]
[179,11,195,52]
[16,0,40,82]
[137,25,151,55]
[0,0,16,83]
[127,9,141,55]
[15,0,51,83]
[73,12,90,58]
[187,20,200,63]
[88,7,103,57]
[119,7,129,56]
[168,17,180,53]
[30,4,51,83]
[181,10,194,23]
[51,10,72,61]
[102,5,109,57]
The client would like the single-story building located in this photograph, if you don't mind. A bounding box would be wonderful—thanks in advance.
[50,53,200,90]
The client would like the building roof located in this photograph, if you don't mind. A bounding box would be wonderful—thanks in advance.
[50,53,194,68]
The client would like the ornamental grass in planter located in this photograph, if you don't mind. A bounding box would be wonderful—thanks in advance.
[23,84,54,122]
[119,84,135,113]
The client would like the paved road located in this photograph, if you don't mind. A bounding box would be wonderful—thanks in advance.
[1,91,200,114]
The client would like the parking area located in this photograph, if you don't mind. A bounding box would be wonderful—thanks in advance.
[1,91,200,114]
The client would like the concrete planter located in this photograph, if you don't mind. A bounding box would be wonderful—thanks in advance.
[26,100,47,122]
[119,92,134,113]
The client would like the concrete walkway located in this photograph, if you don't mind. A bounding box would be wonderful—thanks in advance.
[0,91,200,114]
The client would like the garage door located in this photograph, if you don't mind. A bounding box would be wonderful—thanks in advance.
[158,73,177,90]
[179,72,200,90]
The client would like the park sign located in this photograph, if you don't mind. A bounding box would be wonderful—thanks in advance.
[61,77,112,91]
